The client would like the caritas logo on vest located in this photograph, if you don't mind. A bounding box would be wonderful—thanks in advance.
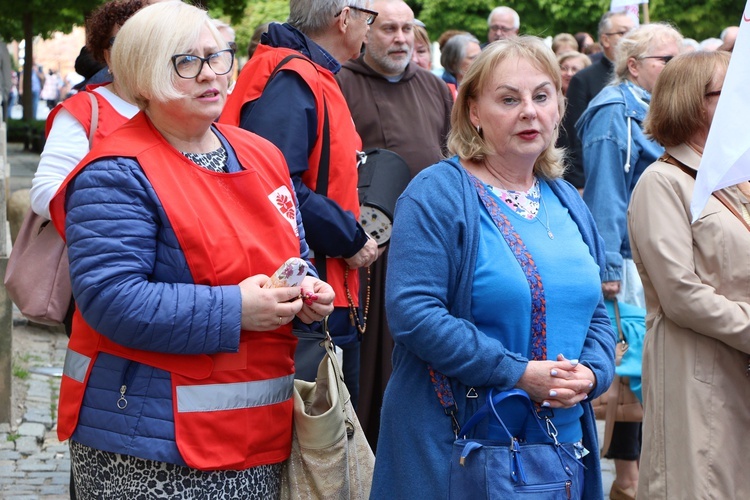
[268,186,299,236]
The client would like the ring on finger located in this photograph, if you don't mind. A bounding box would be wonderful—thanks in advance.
[278,316,283,325]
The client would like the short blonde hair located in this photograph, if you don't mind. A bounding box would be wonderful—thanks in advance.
[557,50,591,70]
[111,1,227,109]
[413,24,430,52]
[613,23,682,85]
[644,50,730,147]
[551,33,577,55]
[447,36,566,180]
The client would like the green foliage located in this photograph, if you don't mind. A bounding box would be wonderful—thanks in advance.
[413,0,495,41]
[0,0,103,42]
[13,365,29,380]
[211,0,289,58]
[410,0,613,42]
[532,0,610,38]
[6,119,47,151]
[392,0,744,44]
[649,0,744,41]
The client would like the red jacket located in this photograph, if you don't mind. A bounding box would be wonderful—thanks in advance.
[221,44,362,308]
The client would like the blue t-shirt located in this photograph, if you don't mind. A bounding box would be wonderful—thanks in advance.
[471,180,601,443]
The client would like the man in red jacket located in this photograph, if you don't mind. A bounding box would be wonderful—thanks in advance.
[220,0,379,402]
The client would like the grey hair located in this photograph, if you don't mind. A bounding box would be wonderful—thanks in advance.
[440,33,480,76]
[597,11,633,39]
[288,0,360,36]
[612,23,683,85]
[699,37,722,51]
[212,19,235,41]
[487,6,519,29]
[720,26,737,41]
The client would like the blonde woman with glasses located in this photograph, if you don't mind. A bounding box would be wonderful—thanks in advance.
[51,2,333,497]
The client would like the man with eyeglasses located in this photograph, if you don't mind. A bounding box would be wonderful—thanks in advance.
[561,11,636,191]
[335,0,453,444]
[484,5,519,46]
[220,0,380,390]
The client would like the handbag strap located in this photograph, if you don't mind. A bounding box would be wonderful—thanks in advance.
[660,153,750,232]
[612,298,627,347]
[430,172,551,436]
[460,388,543,439]
[87,91,99,149]
[468,173,548,360]
[428,366,460,438]
[320,318,352,419]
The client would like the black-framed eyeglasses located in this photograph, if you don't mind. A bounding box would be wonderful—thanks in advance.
[603,30,629,37]
[705,90,722,98]
[171,49,235,79]
[335,5,379,25]
[641,55,674,64]
[228,41,238,53]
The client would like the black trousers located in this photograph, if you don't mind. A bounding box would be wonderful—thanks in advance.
[604,421,642,461]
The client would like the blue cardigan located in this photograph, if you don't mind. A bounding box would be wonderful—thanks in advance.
[371,157,615,499]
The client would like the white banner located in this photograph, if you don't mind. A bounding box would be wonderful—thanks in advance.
[691,1,750,221]
[610,0,648,9]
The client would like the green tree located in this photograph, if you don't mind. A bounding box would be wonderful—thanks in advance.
[410,0,611,43]
[408,0,744,43]
[210,0,289,59]
[649,0,744,41]
[0,0,105,121]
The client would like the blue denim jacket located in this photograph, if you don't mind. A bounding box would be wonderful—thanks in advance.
[576,81,663,282]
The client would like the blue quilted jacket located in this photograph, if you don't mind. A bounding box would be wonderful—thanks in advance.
[64,129,310,466]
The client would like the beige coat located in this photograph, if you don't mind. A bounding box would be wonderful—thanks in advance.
[628,143,750,499]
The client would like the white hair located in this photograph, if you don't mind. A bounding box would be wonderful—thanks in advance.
[487,6,519,29]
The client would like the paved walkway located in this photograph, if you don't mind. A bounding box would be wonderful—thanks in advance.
[2,141,71,499]
[0,319,70,500]
[0,141,616,498]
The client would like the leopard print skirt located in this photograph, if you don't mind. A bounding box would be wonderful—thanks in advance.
[70,440,281,499]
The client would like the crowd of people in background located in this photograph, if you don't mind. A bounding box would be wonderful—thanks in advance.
[5,0,747,498]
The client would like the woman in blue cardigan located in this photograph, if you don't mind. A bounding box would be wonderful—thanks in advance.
[371,37,616,499]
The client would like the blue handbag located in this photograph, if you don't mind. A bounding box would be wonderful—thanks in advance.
[448,388,585,499]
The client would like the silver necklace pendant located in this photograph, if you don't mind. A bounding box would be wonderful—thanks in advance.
[538,187,554,239]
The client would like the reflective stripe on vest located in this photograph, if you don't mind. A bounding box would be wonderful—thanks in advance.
[63,348,91,383]
[176,374,295,413]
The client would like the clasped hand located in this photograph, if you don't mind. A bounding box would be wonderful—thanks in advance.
[238,275,334,331]
[344,237,379,269]
[516,354,596,409]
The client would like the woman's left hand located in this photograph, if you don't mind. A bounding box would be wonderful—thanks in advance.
[544,354,597,408]
[517,354,596,409]
[296,276,335,324]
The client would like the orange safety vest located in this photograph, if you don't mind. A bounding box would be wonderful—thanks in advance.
[45,85,129,142]
[221,44,361,307]
[446,82,458,101]
[50,112,300,471]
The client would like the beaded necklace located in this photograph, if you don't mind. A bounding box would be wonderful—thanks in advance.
[343,266,371,335]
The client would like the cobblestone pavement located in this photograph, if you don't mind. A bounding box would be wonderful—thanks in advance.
[0,318,70,500]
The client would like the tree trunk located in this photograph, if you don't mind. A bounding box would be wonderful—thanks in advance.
[22,11,34,122]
